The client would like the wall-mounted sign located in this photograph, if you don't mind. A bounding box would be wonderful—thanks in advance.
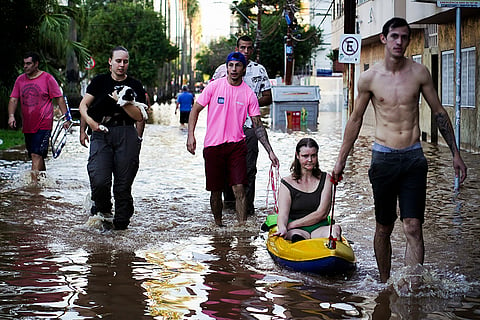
[338,34,362,64]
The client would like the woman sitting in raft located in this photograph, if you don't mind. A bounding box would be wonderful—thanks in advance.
[274,138,342,242]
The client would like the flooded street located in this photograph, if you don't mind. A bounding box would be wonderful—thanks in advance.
[0,102,479,319]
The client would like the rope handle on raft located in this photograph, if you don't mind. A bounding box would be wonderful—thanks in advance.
[266,164,280,215]
[327,174,343,249]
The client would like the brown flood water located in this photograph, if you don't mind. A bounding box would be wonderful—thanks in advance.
[0,102,479,319]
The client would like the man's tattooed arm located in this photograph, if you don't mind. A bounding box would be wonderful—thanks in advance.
[435,112,458,157]
[251,116,273,154]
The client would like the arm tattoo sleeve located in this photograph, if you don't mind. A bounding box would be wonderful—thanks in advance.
[252,117,273,154]
[435,112,458,156]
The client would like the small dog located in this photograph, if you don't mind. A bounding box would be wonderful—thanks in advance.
[113,86,149,120]
[87,86,149,129]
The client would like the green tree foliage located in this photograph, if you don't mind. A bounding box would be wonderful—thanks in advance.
[0,0,89,129]
[84,1,178,88]
[38,1,91,82]
[260,16,322,77]
[195,0,322,80]
[0,0,48,89]
[0,0,44,129]
[195,37,237,79]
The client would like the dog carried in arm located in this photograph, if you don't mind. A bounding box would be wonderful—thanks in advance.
[111,85,149,121]
[86,85,149,133]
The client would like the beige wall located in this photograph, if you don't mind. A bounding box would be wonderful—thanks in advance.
[332,0,451,47]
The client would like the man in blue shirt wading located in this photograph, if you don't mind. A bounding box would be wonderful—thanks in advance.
[176,85,194,127]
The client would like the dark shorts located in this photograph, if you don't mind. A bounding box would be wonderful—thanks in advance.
[368,146,428,225]
[180,111,190,124]
[25,130,51,158]
[203,140,248,191]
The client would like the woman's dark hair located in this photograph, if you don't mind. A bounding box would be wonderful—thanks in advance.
[382,17,411,38]
[290,138,321,181]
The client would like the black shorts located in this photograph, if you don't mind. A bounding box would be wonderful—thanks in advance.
[25,130,51,158]
[203,140,247,191]
[180,111,190,124]
[368,147,428,225]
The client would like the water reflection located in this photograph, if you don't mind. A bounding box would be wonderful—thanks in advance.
[75,251,148,319]
[0,223,69,318]
[198,234,260,319]
[0,102,479,319]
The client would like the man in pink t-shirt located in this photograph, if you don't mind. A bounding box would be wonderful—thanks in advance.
[187,52,279,226]
[8,52,70,177]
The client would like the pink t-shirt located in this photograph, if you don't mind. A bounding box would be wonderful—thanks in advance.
[10,72,62,133]
[197,77,260,147]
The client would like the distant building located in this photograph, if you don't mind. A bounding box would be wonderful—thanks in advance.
[309,0,335,74]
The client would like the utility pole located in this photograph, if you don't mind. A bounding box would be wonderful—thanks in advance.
[284,1,296,85]
[256,0,262,62]
[285,29,293,85]
[344,0,356,116]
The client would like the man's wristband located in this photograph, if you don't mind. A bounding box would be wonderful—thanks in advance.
[8,114,14,117]
[64,111,72,121]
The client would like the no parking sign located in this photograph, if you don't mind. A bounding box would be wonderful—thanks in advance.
[85,56,96,70]
[339,34,362,64]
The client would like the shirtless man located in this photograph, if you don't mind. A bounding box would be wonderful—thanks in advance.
[332,17,467,283]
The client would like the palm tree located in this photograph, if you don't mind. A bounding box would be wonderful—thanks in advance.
[186,0,200,89]
[38,0,90,106]
[0,0,90,127]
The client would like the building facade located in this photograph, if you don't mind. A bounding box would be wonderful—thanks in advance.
[331,0,480,152]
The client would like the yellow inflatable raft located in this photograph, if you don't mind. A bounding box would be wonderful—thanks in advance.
[264,219,356,275]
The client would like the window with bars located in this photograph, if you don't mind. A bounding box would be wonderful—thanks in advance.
[425,24,438,48]
[461,47,475,108]
[334,0,344,19]
[441,48,476,108]
[441,50,454,106]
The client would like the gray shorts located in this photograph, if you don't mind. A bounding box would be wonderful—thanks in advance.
[368,144,428,225]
